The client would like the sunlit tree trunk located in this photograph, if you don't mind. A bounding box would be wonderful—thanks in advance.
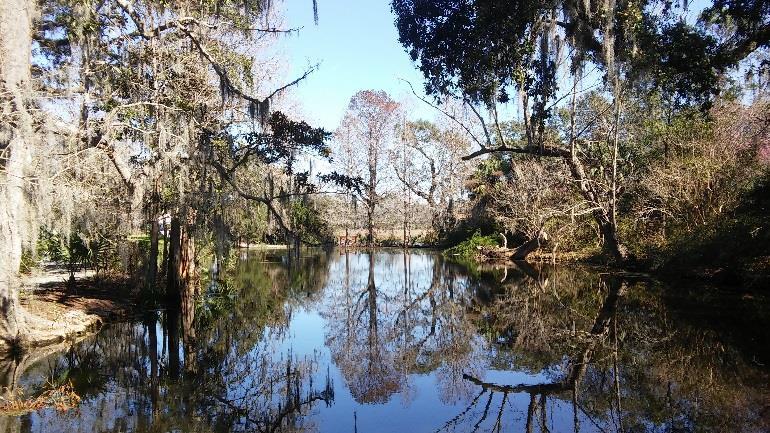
[366,204,375,248]
[167,214,196,304]
[161,222,169,277]
[0,0,36,343]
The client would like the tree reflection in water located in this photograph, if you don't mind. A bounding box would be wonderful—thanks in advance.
[0,250,767,433]
[435,264,770,432]
[437,274,625,433]
[323,251,484,406]
[0,252,335,433]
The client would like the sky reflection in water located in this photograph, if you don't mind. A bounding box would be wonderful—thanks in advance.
[2,249,768,433]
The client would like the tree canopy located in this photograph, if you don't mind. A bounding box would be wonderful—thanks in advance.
[393,0,769,109]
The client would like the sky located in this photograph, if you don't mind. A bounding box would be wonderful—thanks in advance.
[280,0,434,130]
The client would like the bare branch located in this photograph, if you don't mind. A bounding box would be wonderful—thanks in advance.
[398,79,486,149]
[182,28,318,109]
[464,100,493,147]
[209,159,321,246]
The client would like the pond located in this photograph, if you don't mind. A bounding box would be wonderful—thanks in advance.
[1,249,769,432]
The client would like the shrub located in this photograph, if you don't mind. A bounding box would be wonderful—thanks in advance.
[444,231,500,258]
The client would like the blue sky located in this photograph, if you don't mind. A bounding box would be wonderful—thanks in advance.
[281,0,434,130]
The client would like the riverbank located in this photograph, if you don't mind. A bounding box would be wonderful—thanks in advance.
[460,244,770,291]
[0,268,136,353]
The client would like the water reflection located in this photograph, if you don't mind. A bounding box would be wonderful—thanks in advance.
[0,250,767,432]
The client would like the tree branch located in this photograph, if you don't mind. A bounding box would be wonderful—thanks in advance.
[462,145,568,161]
[182,28,318,112]
[209,159,321,246]
[398,78,487,149]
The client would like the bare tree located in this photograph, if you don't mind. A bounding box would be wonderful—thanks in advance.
[482,157,582,260]
[334,90,400,246]
[391,119,470,238]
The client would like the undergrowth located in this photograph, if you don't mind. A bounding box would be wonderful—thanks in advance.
[444,231,500,259]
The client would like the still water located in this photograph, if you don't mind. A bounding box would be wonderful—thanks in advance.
[2,249,769,432]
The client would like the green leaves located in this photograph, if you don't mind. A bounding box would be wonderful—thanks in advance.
[290,201,333,243]
[393,0,539,105]
[393,0,768,113]
[233,111,332,173]
[444,231,500,259]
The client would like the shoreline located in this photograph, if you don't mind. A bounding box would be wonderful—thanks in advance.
[461,247,770,290]
[1,269,135,354]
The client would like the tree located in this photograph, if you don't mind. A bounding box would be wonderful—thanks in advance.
[0,0,42,343]
[0,0,326,345]
[334,90,400,246]
[391,120,470,238]
[330,114,366,245]
[468,153,581,260]
[392,0,770,264]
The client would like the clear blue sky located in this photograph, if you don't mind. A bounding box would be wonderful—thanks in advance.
[281,0,433,130]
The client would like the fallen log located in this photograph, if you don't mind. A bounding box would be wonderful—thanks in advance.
[477,230,548,261]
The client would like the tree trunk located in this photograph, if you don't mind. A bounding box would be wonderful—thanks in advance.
[147,218,160,295]
[166,308,180,379]
[167,215,196,304]
[180,224,196,291]
[167,217,181,302]
[565,154,630,264]
[598,218,630,264]
[367,206,375,248]
[0,0,85,351]
[0,0,36,344]
[511,232,546,260]
[480,231,548,262]
[161,221,169,277]
[181,282,196,375]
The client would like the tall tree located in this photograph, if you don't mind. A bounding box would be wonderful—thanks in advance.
[335,91,400,246]
[0,0,40,343]
[391,120,469,237]
[0,0,323,344]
